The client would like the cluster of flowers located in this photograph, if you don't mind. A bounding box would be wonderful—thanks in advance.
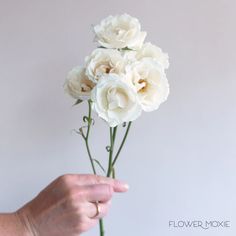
[64,14,169,127]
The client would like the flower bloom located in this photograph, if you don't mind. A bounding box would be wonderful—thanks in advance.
[64,67,95,100]
[91,74,142,127]
[126,59,169,112]
[85,48,125,83]
[94,14,146,50]
[136,42,169,69]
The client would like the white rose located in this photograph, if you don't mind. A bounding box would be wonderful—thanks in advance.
[91,74,142,127]
[136,42,169,69]
[126,59,169,112]
[64,67,95,100]
[85,48,126,83]
[94,14,147,50]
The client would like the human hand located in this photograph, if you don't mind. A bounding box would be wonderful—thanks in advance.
[16,174,129,236]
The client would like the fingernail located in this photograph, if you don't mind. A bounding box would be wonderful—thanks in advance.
[119,181,129,190]
[115,180,130,191]
[123,183,129,190]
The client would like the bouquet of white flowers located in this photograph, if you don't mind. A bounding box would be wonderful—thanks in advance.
[64,13,169,236]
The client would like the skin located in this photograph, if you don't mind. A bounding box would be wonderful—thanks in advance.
[0,174,129,236]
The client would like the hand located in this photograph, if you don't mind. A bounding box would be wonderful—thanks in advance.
[16,174,129,236]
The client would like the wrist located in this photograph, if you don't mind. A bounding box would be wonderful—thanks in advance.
[15,207,37,236]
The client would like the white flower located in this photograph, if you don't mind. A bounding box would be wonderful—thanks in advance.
[64,67,95,100]
[126,59,169,112]
[136,42,169,69]
[85,48,126,83]
[91,74,142,127]
[94,14,147,50]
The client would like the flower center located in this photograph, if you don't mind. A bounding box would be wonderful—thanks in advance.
[138,79,147,92]
[81,83,92,92]
[107,88,128,110]
[105,67,111,73]
[96,64,112,76]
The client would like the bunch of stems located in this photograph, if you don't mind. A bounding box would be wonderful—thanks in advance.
[80,100,132,236]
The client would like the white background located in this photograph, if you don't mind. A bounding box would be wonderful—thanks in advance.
[0,0,236,235]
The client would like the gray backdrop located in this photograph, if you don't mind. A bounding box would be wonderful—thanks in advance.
[0,0,236,235]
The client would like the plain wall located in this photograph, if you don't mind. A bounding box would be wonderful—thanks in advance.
[0,0,236,235]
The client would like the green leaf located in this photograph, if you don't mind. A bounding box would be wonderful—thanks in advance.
[93,159,106,174]
[73,99,83,106]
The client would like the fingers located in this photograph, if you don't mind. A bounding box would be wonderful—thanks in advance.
[64,174,129,193]
[85,201,112,219]
[81,184,114,203]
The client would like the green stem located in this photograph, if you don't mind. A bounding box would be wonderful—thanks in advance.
[112,122,132,167]
[84,100,96,175]
[85,140,96,175]
[82,101,104,235]
[99,219,105,236]
[107,126,117,177]
[100,123,131,235]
